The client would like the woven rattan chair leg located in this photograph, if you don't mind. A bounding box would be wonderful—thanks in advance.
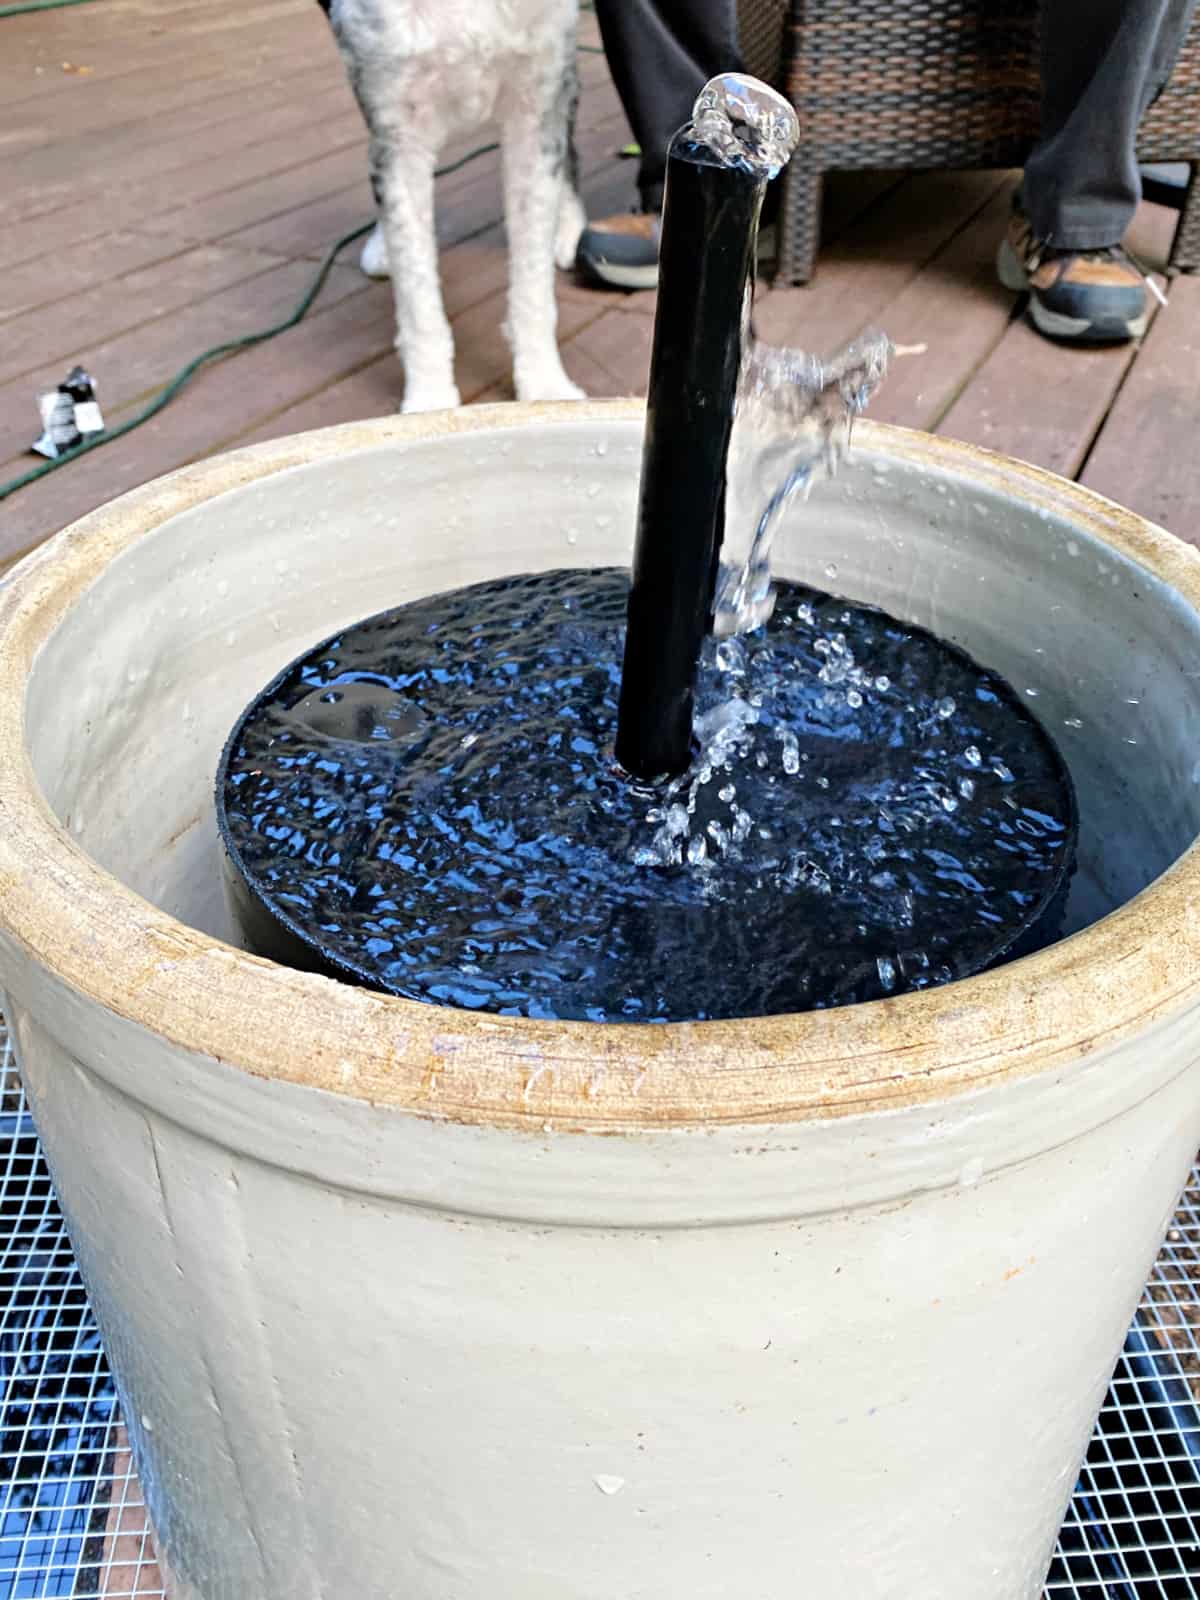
[778,163,822,285]
[1167,163,1200,274]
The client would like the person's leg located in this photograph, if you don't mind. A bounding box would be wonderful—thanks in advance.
[1000,0,1196,342]
[578,0,741,287]
[1025,0,1195,248]
[593,0,742,212]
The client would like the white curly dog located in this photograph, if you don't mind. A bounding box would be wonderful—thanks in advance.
[320,0,588,413]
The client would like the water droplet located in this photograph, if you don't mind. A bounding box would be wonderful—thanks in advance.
[718,784,736,803]
[594,1475,625,1496]
[824,563,839,579]
[958,777,975,800]
[565,528,578,546]
[876,956,896,992]
[687,836,708,865]
[275,558,288,575]
[594,440,609,457]
[216,579,230,598]
[1063,717,1083,729]
[1024,687,1039,698]
[936,697,956,719]
[964,745,982,768]
[1066,540,1079,557]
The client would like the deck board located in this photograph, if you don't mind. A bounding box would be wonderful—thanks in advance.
[1,0,1197,562]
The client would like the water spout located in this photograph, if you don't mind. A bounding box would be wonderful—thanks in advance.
[614,74,799,782]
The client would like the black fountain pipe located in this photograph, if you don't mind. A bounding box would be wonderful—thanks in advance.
[614,129,768,782]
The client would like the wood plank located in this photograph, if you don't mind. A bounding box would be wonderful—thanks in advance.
[937,200,1176,478]
[1080,273,1200,541]
[6,62,343,197]
[0,261,368,466]
[752,170,1008,357]
[561,307,654,395]
[866,184,1018,431]
[1,0,317,115]
[2,230,219,324]
[2,78,356,229]
[0,241,299,387]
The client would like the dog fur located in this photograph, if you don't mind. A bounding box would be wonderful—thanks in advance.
[321,0,587,413]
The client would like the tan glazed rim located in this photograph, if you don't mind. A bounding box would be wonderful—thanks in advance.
[2,402,1200,1132]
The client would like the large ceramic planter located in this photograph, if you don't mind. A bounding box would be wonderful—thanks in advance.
[1,403,1199,1599]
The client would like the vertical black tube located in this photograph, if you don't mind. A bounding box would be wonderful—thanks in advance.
[615,137,767,781]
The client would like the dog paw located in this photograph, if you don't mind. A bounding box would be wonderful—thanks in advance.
[359,224,390,279]
[517,372,587,403]
[401,383,462,414]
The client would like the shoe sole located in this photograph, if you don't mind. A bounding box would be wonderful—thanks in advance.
[996,237,1147,343]
[576,253,660,291]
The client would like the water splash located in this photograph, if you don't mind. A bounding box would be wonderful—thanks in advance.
[714,331,892,638]
[688,73,800,178]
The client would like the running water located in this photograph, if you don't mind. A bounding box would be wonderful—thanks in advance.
[714,330,892,638]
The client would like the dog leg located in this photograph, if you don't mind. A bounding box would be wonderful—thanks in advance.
[376,138,460,413]
[555,74,586,271]
[500,66,585,403]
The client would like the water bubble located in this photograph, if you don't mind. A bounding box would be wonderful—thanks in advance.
[958,777,976,800]
[874,675,890,692]
[992,761,1014,782]
[936,697,956,719]
[876,956,897,992]
[1024,688,1039,698]
[824,563,839,580]
[216,579,230,598]
[846,689,863,709]
[1063,717,1083,729]
[964,745,983,767]
[718,784,736,802]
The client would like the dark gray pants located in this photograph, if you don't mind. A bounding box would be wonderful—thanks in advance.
[593,0,1197,249]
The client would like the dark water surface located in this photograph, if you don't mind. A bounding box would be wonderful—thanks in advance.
[219,568,1074,1021]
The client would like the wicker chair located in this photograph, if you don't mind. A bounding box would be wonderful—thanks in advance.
[742,0,1200,284]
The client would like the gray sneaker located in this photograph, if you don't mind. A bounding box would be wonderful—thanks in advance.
[997,203,1149,343]
[576,211,660,290]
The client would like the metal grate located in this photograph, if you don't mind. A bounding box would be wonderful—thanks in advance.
[0,1021,1196,1599]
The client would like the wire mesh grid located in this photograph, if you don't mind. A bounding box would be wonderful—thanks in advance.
[0,1020,1196,1599]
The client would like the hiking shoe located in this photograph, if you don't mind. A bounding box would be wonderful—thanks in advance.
[997,204,1149,343]
[576,211,660,290]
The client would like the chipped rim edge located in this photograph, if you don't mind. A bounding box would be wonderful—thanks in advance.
[1,401,1199,1132]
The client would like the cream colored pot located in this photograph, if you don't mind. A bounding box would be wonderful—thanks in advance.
[1,404,1199,1600]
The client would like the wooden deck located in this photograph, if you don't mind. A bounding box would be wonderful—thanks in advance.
[2,0,1198,574]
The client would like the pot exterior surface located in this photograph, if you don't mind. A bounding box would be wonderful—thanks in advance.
[1,405,1199,1598]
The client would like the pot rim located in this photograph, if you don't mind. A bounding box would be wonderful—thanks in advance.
[2,400,1199,1132]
